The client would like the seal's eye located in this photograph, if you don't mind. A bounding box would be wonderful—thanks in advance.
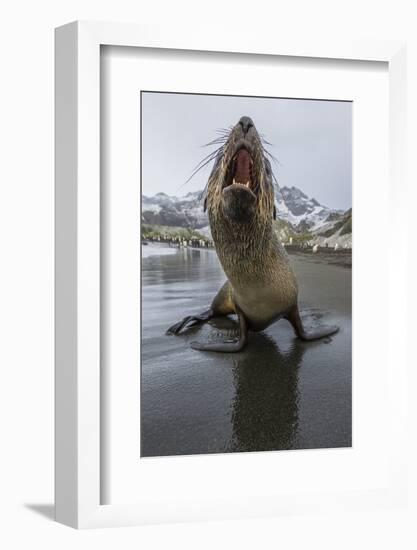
[265,160,271,176]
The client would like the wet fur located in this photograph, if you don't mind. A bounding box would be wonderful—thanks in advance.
[205,120,298,331]
[167,117,339,350]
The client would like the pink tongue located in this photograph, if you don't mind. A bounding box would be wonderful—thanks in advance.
[235,150,251,182]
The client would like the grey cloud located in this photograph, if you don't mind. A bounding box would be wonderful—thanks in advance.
[142,92,351,210]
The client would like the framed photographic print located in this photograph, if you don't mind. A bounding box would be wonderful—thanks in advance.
[55,21,408,528]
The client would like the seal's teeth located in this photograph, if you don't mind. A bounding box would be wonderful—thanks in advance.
[246,181,250,187]
[233,178,236,185]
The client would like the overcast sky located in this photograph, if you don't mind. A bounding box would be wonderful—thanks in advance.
[141,92,352,210]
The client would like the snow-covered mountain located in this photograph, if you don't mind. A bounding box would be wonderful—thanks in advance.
[311,208,352,248]
[142,185,347,234]
[276,186,341,231]
[142,191,207,229]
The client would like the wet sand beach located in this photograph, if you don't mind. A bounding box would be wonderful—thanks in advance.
[141,244,352,457]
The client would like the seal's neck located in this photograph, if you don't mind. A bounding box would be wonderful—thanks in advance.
[210,214,276,284]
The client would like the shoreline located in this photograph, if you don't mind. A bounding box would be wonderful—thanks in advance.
[142,241,352,268]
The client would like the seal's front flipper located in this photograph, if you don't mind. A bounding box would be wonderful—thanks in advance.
[287,306,339,341]
[190,308,248,353]
[297,325,339,341]
[166,309,214,335]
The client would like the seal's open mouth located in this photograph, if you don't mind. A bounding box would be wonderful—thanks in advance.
[223,147,257,195]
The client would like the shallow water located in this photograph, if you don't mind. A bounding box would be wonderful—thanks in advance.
[141,242,179,258]
[141,245,352,457]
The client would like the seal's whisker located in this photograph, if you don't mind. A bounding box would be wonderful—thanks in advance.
[193,147,223,170]
[202,137,228,147]
[260,134,274,146]
[263,147,280,164]
[183,146,224,186]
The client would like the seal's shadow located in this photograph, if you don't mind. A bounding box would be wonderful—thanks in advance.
[226,331,305,453]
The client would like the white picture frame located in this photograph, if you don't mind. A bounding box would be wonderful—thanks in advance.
[55,21,407,529]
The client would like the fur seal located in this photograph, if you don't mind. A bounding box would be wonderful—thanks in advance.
[167,116,339,352]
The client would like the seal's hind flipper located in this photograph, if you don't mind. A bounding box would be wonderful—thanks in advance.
[166,309,214,335]
[190,307,248,353]
[287,305,339,341]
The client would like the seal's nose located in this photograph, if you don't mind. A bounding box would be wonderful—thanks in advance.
[239,116,254,134]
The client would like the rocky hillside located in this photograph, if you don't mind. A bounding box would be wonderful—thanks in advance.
[276,186,338,231]
[310,208,352,248]
[142,191,207,229]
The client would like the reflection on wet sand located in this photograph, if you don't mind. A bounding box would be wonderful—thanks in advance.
[230,333,304,452]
